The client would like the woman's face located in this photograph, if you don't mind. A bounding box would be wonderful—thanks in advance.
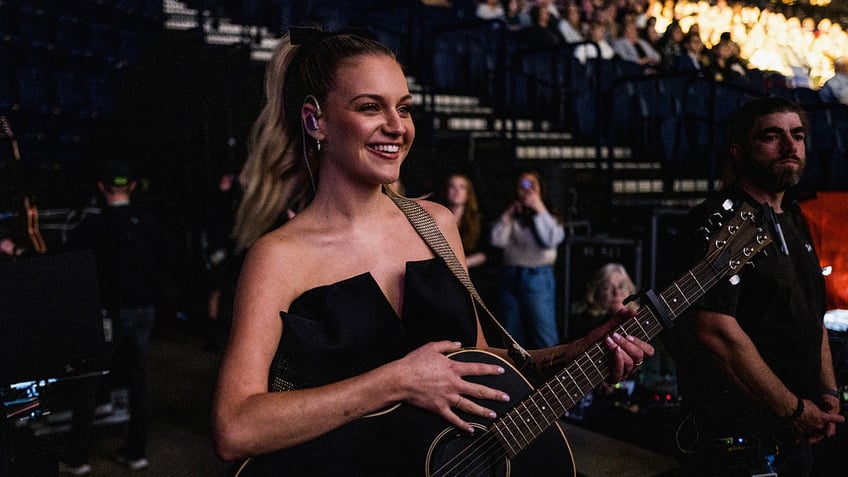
[320,54,415,186]
[446,175,469,207]
[590,24,606,41]
[594,270,632,315]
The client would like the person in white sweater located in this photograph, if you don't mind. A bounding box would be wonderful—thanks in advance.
[490,170,565,348]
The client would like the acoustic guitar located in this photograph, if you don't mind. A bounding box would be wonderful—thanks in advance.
[231,201,771,477]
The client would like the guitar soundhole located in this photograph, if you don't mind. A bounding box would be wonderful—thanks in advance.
[427,423,509,477]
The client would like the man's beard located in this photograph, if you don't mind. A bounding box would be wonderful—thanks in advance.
[740,154,805,192]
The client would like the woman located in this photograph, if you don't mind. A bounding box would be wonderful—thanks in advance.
[490,170,564,349]
[437,173,486,268]
[213,28,652,472]
[569,262,638,341]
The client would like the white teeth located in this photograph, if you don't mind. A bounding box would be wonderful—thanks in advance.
[372,144,399,153]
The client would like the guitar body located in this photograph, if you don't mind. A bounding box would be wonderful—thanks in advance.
[232,350,575,477]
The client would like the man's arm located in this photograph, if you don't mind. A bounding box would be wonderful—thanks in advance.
[695,310,844,441]
[818,323,842,439]
[695,309,798,417]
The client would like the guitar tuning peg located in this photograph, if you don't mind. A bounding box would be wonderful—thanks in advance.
[708,212,724,228]
[698,226,711,241]
[721,199,734,212]
[728,274,741,285]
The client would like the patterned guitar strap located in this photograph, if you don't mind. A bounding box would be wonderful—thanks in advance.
[389,192,544,386]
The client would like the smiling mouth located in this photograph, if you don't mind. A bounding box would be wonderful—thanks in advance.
[369,144,401,154]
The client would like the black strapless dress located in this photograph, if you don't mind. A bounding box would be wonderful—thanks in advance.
[268,258,477,391]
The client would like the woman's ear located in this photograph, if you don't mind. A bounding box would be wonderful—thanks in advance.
[301,106,320,133]
[301,94,323,139]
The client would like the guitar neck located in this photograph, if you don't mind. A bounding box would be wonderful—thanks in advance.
[489,247,731,457]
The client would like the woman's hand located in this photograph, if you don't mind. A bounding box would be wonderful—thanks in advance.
[605,332,654,383]
[395,341,511,433]
[519,187,545,213]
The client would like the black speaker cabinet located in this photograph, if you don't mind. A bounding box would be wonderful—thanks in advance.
[0,250,106,386]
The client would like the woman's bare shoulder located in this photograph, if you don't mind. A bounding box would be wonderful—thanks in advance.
[418,198,455,227]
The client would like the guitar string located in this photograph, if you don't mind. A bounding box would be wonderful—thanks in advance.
[434,217,761,476]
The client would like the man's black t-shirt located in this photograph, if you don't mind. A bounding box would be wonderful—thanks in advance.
[675,187,826,439]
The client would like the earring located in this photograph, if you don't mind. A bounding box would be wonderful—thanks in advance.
[315,138,321,152]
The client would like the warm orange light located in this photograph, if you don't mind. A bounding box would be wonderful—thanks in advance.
[646,0,846,88]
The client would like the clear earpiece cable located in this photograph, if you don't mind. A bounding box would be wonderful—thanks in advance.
[300,125,317,193]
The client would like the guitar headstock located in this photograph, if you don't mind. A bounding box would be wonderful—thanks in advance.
[702,201,772,281]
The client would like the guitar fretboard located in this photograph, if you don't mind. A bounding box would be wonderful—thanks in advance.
[489,205,768,458]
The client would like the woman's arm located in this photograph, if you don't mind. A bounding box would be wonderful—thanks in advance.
[213,221,508,461]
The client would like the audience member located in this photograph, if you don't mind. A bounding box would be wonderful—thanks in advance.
[212,28,653,473]
[569,262,637,341]
[520,3,565,47]
[558,2,585,44]
[475,0,505,21]
[503,0,531,30]
[566,261,641,417]
[671,97,844,477]
[658,20,684,71]
[640,15,661,49]
[574,20,615,64]
[490,170,565,348]
[612,20,661,73]
[672,31,707,72]
[705,36,747,84]
[718,30,745,67]
[819,56,848,105]
[537,0,563,21]
[436,173,487,269]
[592,0,620,39]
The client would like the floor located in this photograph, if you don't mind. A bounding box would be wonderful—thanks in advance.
[84,323,231,477]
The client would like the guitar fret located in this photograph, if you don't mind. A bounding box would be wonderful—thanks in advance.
[495,415,522,457]
[534,393,556,423]
[517,400,532,434]
[658,292,677,319]
[525,398,546,440]
[562,369,583,402]
[631,317,649,339]
[540,387,565,420]
[546,382,566,411]
[585,354,603,382]
[687,269,705,294]
[555,373,579,408]
[518,401,539,448]
[672,281,690,307]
